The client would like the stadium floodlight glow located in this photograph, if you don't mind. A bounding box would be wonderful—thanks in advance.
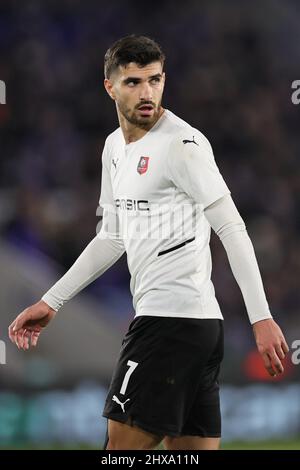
[0,80,6,104]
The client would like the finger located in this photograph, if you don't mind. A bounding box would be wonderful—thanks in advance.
[21,329,27,350]
[14,332,20,349]
[18,329,26,349]
[275,343,286,360]
[282,339,289,354]
[269,350,284,374]
[14,329,24,349]
[18,328,28,350]
[8,321,17,343]
[26,330,32,350]
[14,309,33,332]
[31,331,41,347]
[13,313,27,332]
[23,330,31,350]
[262,352,277,377]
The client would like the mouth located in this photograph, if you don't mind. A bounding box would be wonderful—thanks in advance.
[137,104,154,116]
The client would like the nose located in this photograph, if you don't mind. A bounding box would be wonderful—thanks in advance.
[139,81,153,102]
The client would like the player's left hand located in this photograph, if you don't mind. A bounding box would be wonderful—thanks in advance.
[252,318,289,377]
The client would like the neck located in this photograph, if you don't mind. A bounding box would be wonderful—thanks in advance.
[118,106,165,145]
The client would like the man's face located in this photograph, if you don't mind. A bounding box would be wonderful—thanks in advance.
[105,61,165,128]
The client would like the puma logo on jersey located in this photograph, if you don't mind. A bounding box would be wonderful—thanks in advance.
[182,136,199,146]
[112,395,130,413]
[112,158,119,169]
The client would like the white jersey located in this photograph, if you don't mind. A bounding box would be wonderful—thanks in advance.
[98,109,231,319]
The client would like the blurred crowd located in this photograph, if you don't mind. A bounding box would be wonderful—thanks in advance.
[0,0,299,347]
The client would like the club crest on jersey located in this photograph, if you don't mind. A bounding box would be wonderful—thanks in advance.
[137,156,149,175]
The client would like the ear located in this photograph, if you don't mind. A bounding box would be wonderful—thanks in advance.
[104,78,116,100]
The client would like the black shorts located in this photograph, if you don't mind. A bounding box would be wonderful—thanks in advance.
[102,316,224,438]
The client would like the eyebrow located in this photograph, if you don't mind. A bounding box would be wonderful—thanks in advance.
[123,73,162,84]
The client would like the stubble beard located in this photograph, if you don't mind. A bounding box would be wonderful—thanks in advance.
[118,99,162,130]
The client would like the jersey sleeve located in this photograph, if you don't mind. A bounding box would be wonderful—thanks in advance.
[204,194,272,324]
[98,139,122,241]
[168,129,231,209]
[99,139,116,211]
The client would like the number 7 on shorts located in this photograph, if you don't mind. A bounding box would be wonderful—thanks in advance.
[120,360,138,395]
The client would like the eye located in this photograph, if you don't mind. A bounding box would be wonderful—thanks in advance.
[127,80,139,87]
[150,77,160,84]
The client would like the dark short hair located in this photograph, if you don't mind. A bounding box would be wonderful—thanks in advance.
[104,35,165,79]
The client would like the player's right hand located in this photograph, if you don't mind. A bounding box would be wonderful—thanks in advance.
[8,300,56,350]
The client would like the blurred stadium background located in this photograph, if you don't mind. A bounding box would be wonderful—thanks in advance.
[0,0,299,450]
